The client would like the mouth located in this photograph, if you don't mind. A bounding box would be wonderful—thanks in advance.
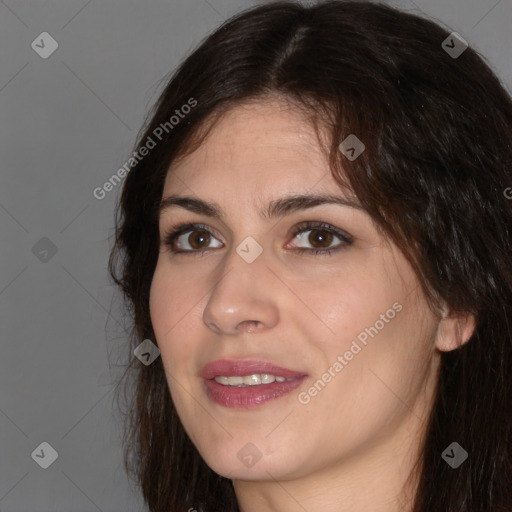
[200,359,308,409]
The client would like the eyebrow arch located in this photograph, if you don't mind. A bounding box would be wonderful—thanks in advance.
[159,193,364,220]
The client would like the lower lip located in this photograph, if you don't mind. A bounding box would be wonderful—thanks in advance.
[203,376,307,409]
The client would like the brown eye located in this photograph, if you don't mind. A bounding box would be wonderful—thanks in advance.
[163,221,352,256]
[290,221,353,255]
[307,229,334,248]
[164,224,223,253]
[187,230,211,250]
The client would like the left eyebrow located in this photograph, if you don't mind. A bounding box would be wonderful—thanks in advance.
[159,193,364,220]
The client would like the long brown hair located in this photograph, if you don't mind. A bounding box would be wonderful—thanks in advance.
[108,1,512,510]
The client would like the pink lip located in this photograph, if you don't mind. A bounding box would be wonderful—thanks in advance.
[201,359,308,409]
[201,359,306,380]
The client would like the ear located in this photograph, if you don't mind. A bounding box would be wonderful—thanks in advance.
[435,305,476,352]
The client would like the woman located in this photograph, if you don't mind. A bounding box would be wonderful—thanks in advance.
[109,1,512,510]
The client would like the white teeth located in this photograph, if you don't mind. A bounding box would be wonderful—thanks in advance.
[244,374,261,385]
[213,373,292,386]
[227,376,244,386]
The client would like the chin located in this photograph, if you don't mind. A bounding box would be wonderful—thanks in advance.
[207,457,292,482]
[197,438,304,481]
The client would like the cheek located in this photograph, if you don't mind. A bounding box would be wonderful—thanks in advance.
[150,259,199,331]
[302,262,398,352]
[149,264,171,336]
[305,301,434,447]
[149,262,198,365]
[149,265,199,413]
[307,251,433,392]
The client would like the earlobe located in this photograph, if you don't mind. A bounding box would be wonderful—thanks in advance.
[435,310,476,352]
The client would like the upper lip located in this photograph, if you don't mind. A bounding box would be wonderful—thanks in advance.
[201,359,308,380]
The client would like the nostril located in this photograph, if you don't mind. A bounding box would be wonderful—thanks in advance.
[209,322,221,333]
[244,321,259,333]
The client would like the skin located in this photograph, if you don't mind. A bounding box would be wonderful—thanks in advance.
[149,97,475,512]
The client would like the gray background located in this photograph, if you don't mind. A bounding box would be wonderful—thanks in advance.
[0,0,510,511]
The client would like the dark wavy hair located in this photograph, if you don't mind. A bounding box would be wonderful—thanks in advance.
[108,1,512,510]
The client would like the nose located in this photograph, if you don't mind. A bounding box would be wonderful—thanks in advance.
[202,251,279,336]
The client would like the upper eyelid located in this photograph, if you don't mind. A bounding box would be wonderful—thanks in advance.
[167,222,220,240]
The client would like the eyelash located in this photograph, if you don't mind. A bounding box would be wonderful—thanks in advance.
[162,221,353,256]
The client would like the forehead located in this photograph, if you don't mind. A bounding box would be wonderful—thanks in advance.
[163,98,337,194]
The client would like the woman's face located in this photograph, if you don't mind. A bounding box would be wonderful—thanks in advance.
[150,98,441,483]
